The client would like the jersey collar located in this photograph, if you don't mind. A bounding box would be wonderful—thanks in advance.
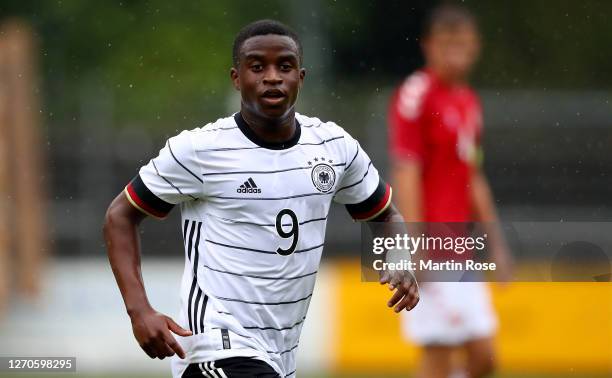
[234,112,301,150]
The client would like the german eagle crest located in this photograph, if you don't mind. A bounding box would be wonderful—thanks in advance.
[310,159,336,193]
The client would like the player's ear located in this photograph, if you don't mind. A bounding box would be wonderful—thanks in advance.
[298,68,306,87]
[230,67,240,90]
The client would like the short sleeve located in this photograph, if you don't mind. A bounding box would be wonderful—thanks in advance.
[388,73,430,162]
[124,130,203,219]
[333,131,392,221]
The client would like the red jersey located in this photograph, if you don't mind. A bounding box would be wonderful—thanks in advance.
[389,69,483,222]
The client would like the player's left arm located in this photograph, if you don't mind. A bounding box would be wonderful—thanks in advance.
[470,168,513,281]
[369,203,420,312]
[334,129,418,312]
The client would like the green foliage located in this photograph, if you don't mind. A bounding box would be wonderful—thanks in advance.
[1,0,293,128]
[1,0,610,130]
[471,0,612,88]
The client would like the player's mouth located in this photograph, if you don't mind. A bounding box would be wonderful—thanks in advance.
[260,89,287,105]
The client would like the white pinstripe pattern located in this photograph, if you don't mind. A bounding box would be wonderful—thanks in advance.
[154,113,384,377]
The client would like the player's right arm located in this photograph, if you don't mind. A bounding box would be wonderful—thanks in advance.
[104,192,191,359]
[103,130,204,360]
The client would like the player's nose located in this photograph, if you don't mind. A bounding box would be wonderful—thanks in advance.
[262,66,282,84]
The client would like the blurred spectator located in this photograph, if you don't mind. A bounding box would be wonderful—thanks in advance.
[388,4,511,378]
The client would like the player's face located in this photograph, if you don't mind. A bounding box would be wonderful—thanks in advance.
[423,23,480,80]
[231,35,305,120]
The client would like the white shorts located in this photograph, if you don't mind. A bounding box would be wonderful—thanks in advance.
[402,282,497,346]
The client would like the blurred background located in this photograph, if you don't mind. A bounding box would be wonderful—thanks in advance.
[0,0,610,377]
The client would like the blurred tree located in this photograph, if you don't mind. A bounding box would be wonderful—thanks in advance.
[1,0,610,130]
[471,0,612,89]
[0,0,294,128]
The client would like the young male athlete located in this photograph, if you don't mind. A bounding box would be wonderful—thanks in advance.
[388,5,512,378]
[104,20,418,378]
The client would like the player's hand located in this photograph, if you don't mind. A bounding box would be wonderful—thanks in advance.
[380,270,419,312]
[129,306,192,359]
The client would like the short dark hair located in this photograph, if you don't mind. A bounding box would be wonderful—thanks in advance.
[422,3,477,37]
[232,19,303,67]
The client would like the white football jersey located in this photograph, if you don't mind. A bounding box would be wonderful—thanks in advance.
[124,112,392,377]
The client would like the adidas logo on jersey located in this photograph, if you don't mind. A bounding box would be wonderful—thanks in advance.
[237,177,261,193]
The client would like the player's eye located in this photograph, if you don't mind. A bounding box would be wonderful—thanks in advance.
[250,64,263,72]
[279,64,293,71]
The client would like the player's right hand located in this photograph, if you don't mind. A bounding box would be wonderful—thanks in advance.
[129,307,192,359]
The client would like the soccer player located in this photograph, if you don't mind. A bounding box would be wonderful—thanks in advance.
[388,5,512,378]
[103,20,418,378]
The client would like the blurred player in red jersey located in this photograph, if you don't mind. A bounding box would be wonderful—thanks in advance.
[388,4,512,378]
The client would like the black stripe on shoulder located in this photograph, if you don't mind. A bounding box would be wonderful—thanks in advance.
[129,174,174,215]
[345,178,387,216]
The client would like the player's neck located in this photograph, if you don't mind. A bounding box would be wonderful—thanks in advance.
[239,107,298,145]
